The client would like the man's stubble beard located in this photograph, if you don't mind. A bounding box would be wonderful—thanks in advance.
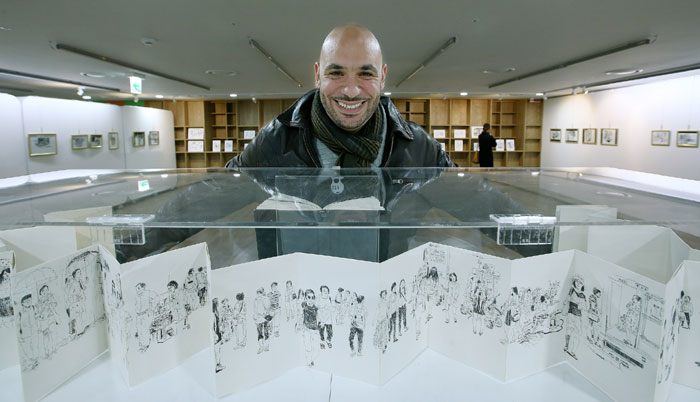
[319,90,380,132]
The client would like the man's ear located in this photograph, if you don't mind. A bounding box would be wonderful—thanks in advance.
[314,62,321,88]
[380,64,387,90]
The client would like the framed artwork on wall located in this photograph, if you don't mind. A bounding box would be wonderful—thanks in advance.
[473,142,480,151]
[565,129,579,143]
[600,128,618,146]
[89,134,103,149]
[212,140,221,152]
[495,139,505,151]
[28,133,57,157]
[505,138,516,151]
[71,134,88,150]
[650,130,670,146]
[582,128,597,144]
[187,127,204,139]
[471,126,482,139]
[133,132,146,147]
[149,131,160,146]
[676,131,699,147]
[108,132,119,150]
[550,129,562,142]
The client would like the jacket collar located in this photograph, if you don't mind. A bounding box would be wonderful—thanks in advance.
[278,89,414,141]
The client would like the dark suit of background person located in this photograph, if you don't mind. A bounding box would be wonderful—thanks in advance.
[478,124,497,168]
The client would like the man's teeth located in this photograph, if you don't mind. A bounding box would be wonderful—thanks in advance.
[337,100,363,110]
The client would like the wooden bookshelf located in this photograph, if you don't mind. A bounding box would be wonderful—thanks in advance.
[147,96,542,168]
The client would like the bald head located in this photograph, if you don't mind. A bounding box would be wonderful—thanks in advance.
[319,24,383,68]
[314,24,387,132]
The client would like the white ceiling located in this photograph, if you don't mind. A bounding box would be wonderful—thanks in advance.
[1,0,700,101]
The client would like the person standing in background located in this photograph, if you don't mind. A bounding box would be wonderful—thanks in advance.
[478,123,497,167]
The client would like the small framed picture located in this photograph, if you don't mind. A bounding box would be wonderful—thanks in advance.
[72,134,88,150]
[651,130,670,146]
[149,131,160,146]
[133,132,146,147]
[89,134,103,148]
[28,133,57,156]
[601,128,618,146]
[188,140,204,153]
[108,132,119,150]
[454,140,463,151]
[433,129,446,139]
[677,131,699,148]
[212,140,221,152]
[454,129,466,139]
[495,139,505,151]
[471,126,482,139]
[243,130,256,139]
[224,140,234,152]
[187,127,204,139]
[505,138,515,151]
[582,128,597,144]
[473,142,480,152]
[550,129,562,142]
[565,129,579,143]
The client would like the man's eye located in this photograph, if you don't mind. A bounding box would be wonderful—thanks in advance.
[328,71,342,76]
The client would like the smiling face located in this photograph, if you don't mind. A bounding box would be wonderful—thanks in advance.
[315,25,386,132]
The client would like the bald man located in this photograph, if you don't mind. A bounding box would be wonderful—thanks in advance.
[228,24,454,168]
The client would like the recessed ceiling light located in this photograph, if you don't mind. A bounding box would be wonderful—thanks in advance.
[384,92,392,96]
[82,95,92,100]
[482,67,516,74]
[229,93,238,97]
[0,26,12,31]
[205,69,238,76]
[535,92,544,96]
[460,92,468,96]
[605,68,643,76]
[141,37,157,46]
[155,94,164,99]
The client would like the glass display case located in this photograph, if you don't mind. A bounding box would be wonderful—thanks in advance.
[0,167,699,402]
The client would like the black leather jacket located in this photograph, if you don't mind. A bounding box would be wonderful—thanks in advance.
[226,89,455,168]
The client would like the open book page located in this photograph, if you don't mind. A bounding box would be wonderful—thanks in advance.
[426,243,511,381]
[299,254,381,385]
[11,245,108,402]
[212,254,302,397]
[654,263,686,402]
[565,251,665,402]
[0,227,78,271]
[0,251,18,370]
[669,260,700,391]
[378,244,429,384]
[118,243,211,386]
[505,250,574,381]
[257,194,383,211]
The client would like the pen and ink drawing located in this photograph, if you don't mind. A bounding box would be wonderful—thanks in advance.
[12,249,105,372]
[0,263,13,327]
[679,291,693,330]
[126,266,208,356]
[374,289,390,353]
[300,289,320,366]
[268,282,282,338]
[212,292,246,373]
[284,280,298,322]
[254,287,272,354]
[501,281,563,345]
[318,285,334,349]
[564,275,586,360]
[658,291,682,384]
[349,293,366,357]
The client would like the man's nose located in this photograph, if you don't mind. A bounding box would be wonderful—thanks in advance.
[342,77,362,99]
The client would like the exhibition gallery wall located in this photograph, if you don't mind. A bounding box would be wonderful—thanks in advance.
[541,72,700,181]
[0,93,175,179]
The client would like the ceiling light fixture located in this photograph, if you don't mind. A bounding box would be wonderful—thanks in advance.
[0,68,121,92]
[0,26,11,31]
[488,37,655,88]
[155,94,164,99]
[482,67,516,74]
[605,68,644,76]
[205,69,238,76]
[384,92,392,96]
[460,92,468,96]
[140,37,157,47]
[248,38,302,88]
[76,86,85,96]
[54,43,210,90]
[584,87,589,94]
[229,93,238,98]
[535,92,544,96]
[396,36,457,87]
[82,95,92,100]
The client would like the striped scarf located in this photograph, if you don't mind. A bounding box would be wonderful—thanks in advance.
[311,90,383,168]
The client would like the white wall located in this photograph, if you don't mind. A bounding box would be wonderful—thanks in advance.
[541,73,700,180]
[20,96,126,174]
[0,94,176,179]
[0,94,28,178]
[121,106,175,169]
